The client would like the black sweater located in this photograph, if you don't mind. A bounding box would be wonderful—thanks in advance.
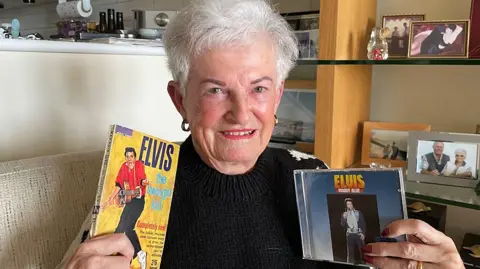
[160,137,351,269]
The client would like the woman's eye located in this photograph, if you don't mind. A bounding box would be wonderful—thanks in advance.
[254,86,266,93]
[208,88,223,94]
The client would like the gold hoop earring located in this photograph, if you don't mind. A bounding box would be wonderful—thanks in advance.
[181,119,190,132]
[274,115,279,125]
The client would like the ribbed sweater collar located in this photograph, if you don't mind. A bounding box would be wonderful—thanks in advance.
[178,136,275,202]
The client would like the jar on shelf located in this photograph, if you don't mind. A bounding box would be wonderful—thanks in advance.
[367,27,390,60]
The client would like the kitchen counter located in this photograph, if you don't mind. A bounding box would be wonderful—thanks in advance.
[0,38,165,56]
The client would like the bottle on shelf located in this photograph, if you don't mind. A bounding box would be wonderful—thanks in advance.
[107,9,116,33]
[116,12,124,30]
[98,12,107,33]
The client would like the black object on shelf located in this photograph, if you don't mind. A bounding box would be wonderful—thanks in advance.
[22,0,34,3]
[116,12,124,30]
[460,233,480,269]
[107,9,116,33]
[297,59,480,66]
[99,12,107,33]
[0,2,4,8]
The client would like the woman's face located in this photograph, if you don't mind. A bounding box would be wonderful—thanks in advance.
[455,151,466,163]
[168,38,283,171]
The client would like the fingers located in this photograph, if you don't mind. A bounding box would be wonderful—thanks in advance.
[364,241,446,263]
[77,233,134,260]
[68,255,131,269]
[364,256,436,269]
[383,219,450,246]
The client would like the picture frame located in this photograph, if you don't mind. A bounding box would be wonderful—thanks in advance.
[273,88,316,143]
[281,11,319,60]
[381,14,425,58]
[281,11,319,31]
[408,20,471,59]
[469,0,480,58]
[407,131,480,188]
[361,121,431,168]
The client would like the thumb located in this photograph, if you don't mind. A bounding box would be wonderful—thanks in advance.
[78,233,134,260]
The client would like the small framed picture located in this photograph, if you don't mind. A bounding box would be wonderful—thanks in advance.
[282,11,319,31]
[408,20,471,58]
[407,131,480,188]
[382,14,425,58]
[361,121,431,168]
[295,30,318,59]
[282,11,319,60]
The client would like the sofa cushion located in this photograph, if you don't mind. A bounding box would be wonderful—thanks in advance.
[0,150,103,269]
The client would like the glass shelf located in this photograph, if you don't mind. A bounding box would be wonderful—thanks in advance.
[405,181,480,210]
[297,59,480,66]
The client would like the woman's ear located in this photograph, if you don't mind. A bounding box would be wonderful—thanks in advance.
[167,81,187,119]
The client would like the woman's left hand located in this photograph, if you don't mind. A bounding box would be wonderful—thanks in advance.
[362,219,465,269]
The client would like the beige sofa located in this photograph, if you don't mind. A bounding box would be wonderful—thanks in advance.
[0,150,104,269]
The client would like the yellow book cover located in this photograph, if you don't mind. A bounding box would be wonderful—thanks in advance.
[90,124,179,269]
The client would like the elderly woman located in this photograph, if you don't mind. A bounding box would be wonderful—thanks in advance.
[442,148,473,178]
[58,0,463,268]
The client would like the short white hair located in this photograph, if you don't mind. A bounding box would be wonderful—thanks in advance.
[455,148,467,156]
[162,0,299,96]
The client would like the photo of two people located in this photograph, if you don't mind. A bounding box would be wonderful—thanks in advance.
[416,140,478,180]
[369,130,409,161]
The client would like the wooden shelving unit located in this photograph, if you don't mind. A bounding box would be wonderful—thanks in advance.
[284,80,316,90]
[312,0,377,169]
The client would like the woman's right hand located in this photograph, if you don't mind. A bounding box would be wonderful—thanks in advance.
[65,233,133,269]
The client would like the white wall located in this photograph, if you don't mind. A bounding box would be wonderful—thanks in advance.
[0,0,319,39]
[0,52,188,162]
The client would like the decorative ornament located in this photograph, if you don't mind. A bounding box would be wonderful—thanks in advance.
[367,27,390,60]
[288,149,317,162]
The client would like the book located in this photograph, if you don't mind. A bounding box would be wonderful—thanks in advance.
[294,168,407,267]
[90,125,180,269]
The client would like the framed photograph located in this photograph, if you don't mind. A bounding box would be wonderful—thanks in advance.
[273,89,316,143]
[469,0,480,58]
[361,121,431,168]
[282,11,319,59]
[408,20,471,58]
[382,14,425,58]
[282,11,319,31]
[407,131,480,188]
[295,30,318,59]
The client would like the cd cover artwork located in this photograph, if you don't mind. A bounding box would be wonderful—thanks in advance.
[294,168,408,267]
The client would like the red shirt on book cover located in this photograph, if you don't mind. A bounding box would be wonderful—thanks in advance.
[115,160,147,196]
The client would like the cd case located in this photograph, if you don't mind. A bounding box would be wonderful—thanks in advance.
[294,168,408,267]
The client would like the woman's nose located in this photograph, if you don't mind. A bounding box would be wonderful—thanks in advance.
[229,95,250,125]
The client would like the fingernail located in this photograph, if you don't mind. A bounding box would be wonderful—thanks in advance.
[381,228,389,236]
[363,255,374,264]
[362,245,372,253]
